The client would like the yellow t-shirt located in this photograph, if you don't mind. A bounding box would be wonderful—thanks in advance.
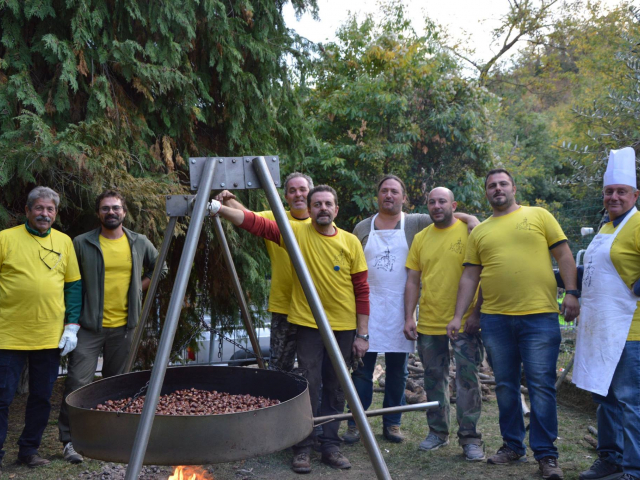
[0,225,81,349]
[600,211,640,341]
[406,220,477,335]
[464,206,566,315]
[255,211,311,315]
[99,235,132,328]
[279,222,368,330]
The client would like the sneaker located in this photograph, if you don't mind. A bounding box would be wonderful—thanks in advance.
[579,457,623,480]
[342,425,360,444]
[487,445,528,465]
[63,442,83,464]
[16,454,50,468]
[321,451,351,470]
[619,475,640,480]
[291,451,311,474]
[383,425,405,443]
[463,443,486,462]
[539,456,564,480]
[418,432,449,451]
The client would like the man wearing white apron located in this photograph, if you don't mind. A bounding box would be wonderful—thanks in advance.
[404,187,485,462]
[345,176,477,444]
[574,147,640,480]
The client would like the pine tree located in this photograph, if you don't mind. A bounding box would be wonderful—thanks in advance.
[0,0,317,366]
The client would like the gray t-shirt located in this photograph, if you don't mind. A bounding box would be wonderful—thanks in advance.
[353,213,432,249]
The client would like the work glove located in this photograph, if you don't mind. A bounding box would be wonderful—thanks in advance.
[207,199,221,216]
[58,324,80,356]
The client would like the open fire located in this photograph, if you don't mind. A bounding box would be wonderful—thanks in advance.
[168,466,214,479]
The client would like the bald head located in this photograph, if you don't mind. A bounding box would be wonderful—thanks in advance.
[428,187,455,202]
[427,187,457,227]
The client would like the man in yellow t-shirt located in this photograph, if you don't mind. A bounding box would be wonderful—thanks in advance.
[216,172,313,371]
[213,185,369,474]
[57,190,166,464]
[446,169,579,479]
[575,147,640,480]
[0,187,81,470]
[404,187,484,461]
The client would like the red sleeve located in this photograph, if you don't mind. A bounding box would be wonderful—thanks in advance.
[239,211,281,244]
[351,270,370,315]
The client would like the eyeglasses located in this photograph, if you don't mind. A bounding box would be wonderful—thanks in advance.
[100,205,124,213]
[39,245,62,270]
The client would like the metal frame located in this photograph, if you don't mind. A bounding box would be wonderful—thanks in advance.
[124,156,396,479]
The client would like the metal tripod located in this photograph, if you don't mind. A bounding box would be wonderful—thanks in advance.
[123,156,394,480]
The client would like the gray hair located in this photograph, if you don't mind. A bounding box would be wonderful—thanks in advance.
[26,186,60,210]
[283,172,314,192]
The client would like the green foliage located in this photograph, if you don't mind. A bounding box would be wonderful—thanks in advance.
[298,1,494,225]
[0,0,317,366]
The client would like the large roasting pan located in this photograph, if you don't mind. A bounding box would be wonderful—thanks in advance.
[66,366,312,465]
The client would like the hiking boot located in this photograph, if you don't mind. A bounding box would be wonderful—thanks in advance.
[539,456,564,480]
[487,445,527,465]
[463,443,486,462]
[383,425,405,443]
[63,442,83,464]
[17,454,50,468]
[418,432,449,451]
[620,474,640,480]
[321,451,351,469]
[579,457,623,480]
[342,425,360,444]
[291,450,311,474]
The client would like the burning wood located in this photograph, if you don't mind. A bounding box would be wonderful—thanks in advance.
[168,465,214,479]
[93,387,280,415]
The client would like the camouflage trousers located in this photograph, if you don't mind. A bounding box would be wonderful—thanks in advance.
[417,332,484,446]
[269,312,297,372]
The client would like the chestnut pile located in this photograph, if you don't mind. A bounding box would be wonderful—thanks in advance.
[93,387,280,415]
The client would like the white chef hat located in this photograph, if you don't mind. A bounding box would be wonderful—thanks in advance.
[604,147,636,188]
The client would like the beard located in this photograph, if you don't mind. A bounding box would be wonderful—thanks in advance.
[432,210,454,227]
[488,194,514,209]
[315,212,334,225]
[101,215,123,230]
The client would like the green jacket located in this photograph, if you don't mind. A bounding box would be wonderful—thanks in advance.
[73,227,168,332]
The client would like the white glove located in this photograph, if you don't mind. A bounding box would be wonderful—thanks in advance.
[58,324,80,356]
[208,199,221,216]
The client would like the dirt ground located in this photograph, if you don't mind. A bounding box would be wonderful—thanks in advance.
[0,375,598,480]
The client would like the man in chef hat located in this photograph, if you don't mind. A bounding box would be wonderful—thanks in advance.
[574,147,640,480]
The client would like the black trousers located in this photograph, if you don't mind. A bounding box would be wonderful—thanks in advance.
[294,326,354,454]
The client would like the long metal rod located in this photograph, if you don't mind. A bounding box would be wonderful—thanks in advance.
[253,157,392,480]
[124,216,178,374]
[313,401,440,425]
[212,215,266,369]
[124,159,217,480]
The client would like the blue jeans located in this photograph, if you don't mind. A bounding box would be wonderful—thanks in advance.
[348,351,408,428]
[480,313,560,460]
[592,341,640,477]
[0,349,60,462]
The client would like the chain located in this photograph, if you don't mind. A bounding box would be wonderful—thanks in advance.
[116,380,150,416]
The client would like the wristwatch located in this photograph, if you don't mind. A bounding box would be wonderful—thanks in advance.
[355,333,369,341]
[565,290,581,298]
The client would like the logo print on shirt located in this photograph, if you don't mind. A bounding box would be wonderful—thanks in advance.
[333,250,346,271]
[516,218,532,230]
[450,239,463,254]
[374,247,396,272]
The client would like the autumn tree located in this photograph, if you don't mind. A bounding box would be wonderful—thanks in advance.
[297,1,494,224]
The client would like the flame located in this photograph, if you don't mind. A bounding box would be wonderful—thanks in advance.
[168,466,214,480]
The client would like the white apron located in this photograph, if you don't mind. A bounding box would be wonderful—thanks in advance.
[573,207,639,396]
[364,213,415,353]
